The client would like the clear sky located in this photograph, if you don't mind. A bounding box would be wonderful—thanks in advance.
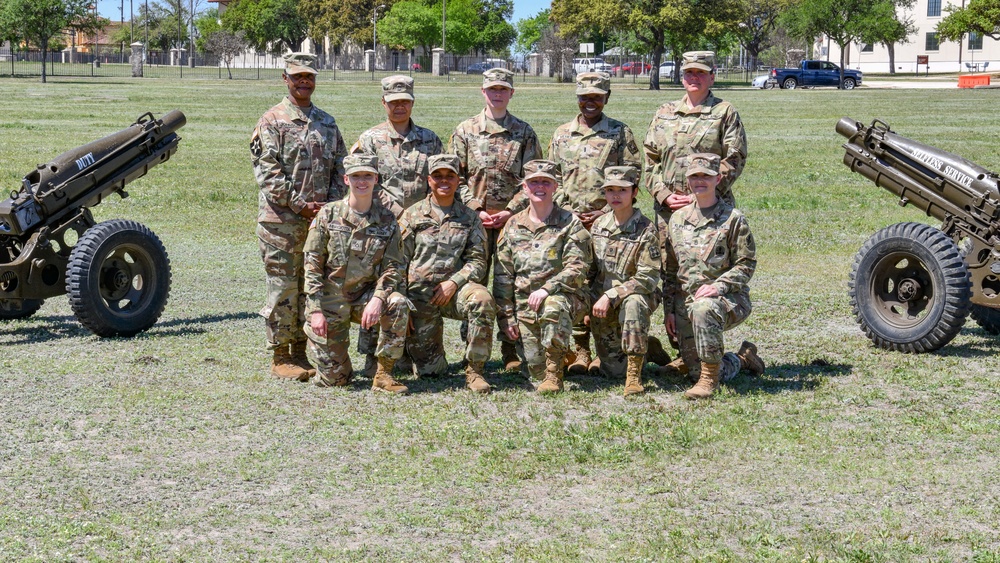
[94,0,552,27]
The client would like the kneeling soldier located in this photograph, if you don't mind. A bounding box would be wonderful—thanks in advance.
[494,160,592,393]
[399,154,496,392]
[589,165,664,396]
[303,154,410,394]
[663,153,764,400]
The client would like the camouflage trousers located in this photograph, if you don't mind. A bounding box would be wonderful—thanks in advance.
[407,282,497,376]
[486,226,517,346]
[258,227,306,350]
[591,293,658,378]
[516,293,588,381]
[304,290,410,386]
[674,292,751,381]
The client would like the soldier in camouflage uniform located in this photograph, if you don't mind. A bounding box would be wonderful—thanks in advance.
[589,166,664,396]
[662,154,764,400]
[642,50,748,378]
[251,52,347,381]
[399,154,496,393]
[351,75,443,376]
[303,155,411,394]
[494,160,592,393]
[451,67,543,371]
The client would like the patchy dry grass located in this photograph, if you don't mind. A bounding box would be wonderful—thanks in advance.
[1,78,1000,561]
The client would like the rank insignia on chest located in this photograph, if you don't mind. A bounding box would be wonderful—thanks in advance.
[365,226,391,237]
[547,248,558,260]
[351,239,365,251]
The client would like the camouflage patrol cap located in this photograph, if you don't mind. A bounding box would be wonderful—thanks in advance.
[681,51,715,73]
[428,154,460,174]
[483,67,514,89]
[522,159,560,182]
[381,75,414,102]
[284,52,318,75]
[686,153,721,176]
[602,165,639,188]
[344,154,379,175]
[576,72,611,95]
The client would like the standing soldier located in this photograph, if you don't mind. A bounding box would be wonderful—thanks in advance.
[352,74,443,376]
[494,160,592,393]
[399,154,496,393]
[643,50,748,378]
[663,154,764,399]
[589,165,664,396]
[251,52,347,381]
[303,155,411,394]
[451,67,543,371]
[547,71,670,374]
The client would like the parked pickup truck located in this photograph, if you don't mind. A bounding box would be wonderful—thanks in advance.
[769,60,863,90]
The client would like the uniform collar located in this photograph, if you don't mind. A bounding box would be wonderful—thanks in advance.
[383,119,418,141]
[478,109,511,134]
[282,97,313,122]
[676,91,719,114]
[339,195,382,229]
[517,206,569,232]
[680,200,727,227]
[571,113,609,135]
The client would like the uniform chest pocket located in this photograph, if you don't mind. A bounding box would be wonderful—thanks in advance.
[362,234,390,266]
[689,117,724,152]
[496,140,523,173]
[700,232,730,268]
[327,226,353,274]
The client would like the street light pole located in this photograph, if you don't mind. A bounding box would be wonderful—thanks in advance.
[442,0,446,54]
[373,4,386,69]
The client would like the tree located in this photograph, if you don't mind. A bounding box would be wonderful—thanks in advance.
[731,0,795,73]
[205,29,248,78]
[223,0,308,55]
[514,9,550,55]
[782,0,885,88]
[376,0,440,54]
[195,7,221,53]
[858,0,915,75]
[0,0,104,83]
[937,0,1000,42]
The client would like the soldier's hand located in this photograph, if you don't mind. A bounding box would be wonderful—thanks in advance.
[301,201,324,218]
[504,324,520,340]
[431,281,458,306]
[479,210,495,228]
[580,210,604,229]
[361,296,384,329]
[665,313,676,339]
[592,294,611,318]
[310,311,328,337]
[666,193,693,211]
[490,210,513,228]
[528,288,549,312]
[694,284,719,299]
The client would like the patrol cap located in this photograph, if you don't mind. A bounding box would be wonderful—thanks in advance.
[681,51,715,73]
[483,67,514,89]
[576,72,611,95]
[686,153,721,176]
[284,52,318,75]
[428,154,460,174]
[381,75,414,102]
[344,154,379,175]
[522,159,560,182]
[602,165,639,188]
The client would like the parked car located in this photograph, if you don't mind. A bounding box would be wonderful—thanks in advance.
[658,61,676,78]
[573,57,612,74]
[612,61,651,75]
[770,60,863,89]
[466,61,495,74]
[752,74,775,89]
[411,63,422,72]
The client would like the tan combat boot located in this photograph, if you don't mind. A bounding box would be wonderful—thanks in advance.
[372,356,409,394]
[270,348,310,381]
[736,341,765,376]
[587,356,603,377]
[623,355,645,397]
[465,361,491,394]
[537,354,565,394]
[646,336,673,366]
[566,335,591,376]
[658,356,688,377]
[289,341,316,381]
[684,362,720,400]
[501,341,522,371]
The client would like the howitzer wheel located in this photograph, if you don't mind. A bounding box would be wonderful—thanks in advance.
[0,299,44,320]
[66,220,171,337]
[849,222,971,353]
[970,305,1000,335]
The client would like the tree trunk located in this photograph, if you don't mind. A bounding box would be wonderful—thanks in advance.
[887,43,896,75]
[838,42,847,89]
[648,43,663,91]
[41,41,48,84]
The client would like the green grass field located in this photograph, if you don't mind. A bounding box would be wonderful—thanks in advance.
[2,77,1000,561]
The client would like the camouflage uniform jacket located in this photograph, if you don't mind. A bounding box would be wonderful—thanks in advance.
[450,110,543,213]
[399,197,488,299]
[662,200,756,314]
[351,120,443,217]
[642,92,747,213]
[549,114,641,213]
[494,206,592,328]
[589,209,660,305]
[252,97,348,227]
[302,196,405,315]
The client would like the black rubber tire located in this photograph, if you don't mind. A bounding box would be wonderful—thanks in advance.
[782,77,797,89]
[763,80,775,90]
[848,222,971,353]
[970,305,1000,335]
[66,219,171,337]
[842,78,856,90]
[0,299,44,320]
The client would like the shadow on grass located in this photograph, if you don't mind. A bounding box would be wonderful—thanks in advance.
[728,360,853,395]
[0,311,258,344]
[937,331,1000,358]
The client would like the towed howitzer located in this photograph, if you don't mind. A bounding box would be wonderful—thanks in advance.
[0,110,185,336]
[836,116,1000,352]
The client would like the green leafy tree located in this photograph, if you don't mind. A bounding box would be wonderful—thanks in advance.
[376,0,439,53]
[937,0,1000,42]
[0,0,105,82]
[858,0,915,75]
[514,9,550,55]
[223,0,308,55]
[731,0,795,72]
[782,0,884,88]
[195,7,221,53]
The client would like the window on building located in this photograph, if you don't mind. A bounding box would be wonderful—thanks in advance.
[927,0,941,16]
[926,32,940,51]
[969,32,983,50]
[861,43,874,52]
